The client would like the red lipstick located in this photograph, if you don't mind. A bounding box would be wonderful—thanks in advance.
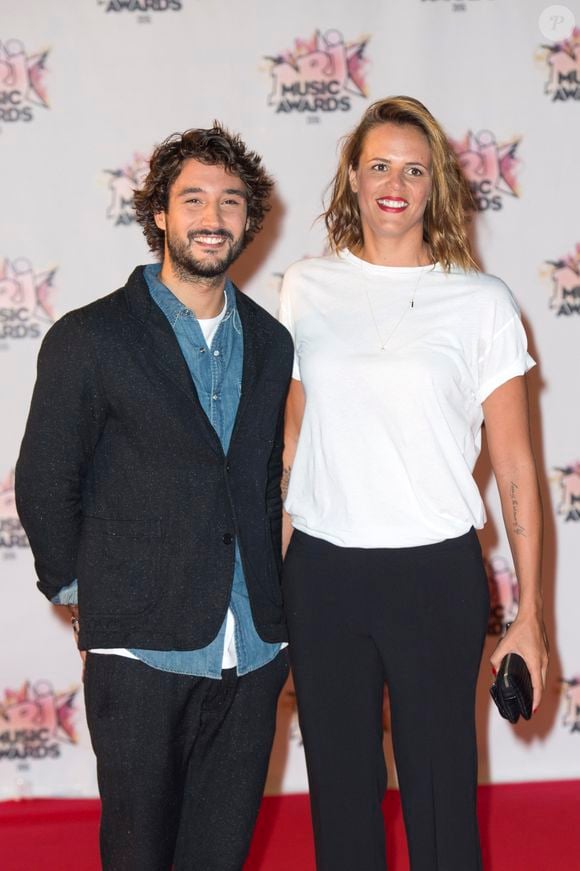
[376,196,409,213]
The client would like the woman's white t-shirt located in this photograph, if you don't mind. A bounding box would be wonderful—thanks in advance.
[278,250,535,548]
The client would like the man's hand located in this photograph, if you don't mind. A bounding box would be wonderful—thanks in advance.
[67,604,87,668]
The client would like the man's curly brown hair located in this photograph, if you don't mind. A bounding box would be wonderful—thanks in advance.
[134,123,274,258]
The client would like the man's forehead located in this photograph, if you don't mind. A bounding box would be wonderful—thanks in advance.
[173,158,245,191]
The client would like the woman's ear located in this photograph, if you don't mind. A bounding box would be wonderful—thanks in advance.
[348,165,359,194]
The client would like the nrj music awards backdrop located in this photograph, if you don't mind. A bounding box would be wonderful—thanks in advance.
[1,0,579,800]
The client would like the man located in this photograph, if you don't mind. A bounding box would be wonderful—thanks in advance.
[16,125,293,870]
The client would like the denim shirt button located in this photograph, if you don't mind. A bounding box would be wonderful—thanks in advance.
[213,349,220,357]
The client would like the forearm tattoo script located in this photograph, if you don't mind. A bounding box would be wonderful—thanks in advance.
[510,481,527,537]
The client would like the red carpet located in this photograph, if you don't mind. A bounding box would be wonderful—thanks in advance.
[1,782,578,870]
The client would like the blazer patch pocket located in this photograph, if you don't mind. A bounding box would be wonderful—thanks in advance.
[78,517,162,617]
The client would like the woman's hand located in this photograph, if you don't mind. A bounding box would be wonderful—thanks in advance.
[490,612,549,713]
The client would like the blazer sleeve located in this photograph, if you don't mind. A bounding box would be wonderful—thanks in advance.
[265,401,285,574]
[15,312,107,601]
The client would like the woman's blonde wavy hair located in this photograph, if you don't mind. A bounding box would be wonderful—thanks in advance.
[324,96,477,272]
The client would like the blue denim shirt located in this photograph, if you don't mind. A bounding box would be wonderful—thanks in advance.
[54,264,281,678]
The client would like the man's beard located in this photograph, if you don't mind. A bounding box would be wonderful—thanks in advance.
[166,228,245,281]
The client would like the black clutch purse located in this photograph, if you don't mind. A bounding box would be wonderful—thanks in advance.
[490,652,533,723]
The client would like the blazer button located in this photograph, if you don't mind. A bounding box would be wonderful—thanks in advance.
[225,462,231,472]
[222,532,233,545]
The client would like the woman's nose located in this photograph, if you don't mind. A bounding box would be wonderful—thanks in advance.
[386,171,404,192]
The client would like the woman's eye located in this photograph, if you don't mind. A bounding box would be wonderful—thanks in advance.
[407,167,423,176]
[372,163,388,172]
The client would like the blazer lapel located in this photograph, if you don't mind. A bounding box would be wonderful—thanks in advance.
[125,270,223,456]
[145,305,196,398]
[229,289,271,446]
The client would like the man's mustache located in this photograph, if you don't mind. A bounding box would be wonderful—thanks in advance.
[187,229,234,243]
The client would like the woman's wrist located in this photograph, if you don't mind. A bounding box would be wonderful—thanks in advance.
[514,600,544,621]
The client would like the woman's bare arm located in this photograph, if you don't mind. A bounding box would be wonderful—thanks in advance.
[282,378,306,556]
[483,374,549,711]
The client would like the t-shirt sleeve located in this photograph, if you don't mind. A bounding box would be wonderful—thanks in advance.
[477,289,536,403]
[278,272,301,381]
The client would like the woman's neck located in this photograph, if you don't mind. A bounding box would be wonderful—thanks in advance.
[354,236,432,268]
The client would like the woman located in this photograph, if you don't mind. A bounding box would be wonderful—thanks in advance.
[279,97,548,871]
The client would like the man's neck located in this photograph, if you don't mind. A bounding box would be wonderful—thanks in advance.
[158,262,227,318]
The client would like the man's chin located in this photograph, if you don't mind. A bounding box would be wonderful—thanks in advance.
[189,256,233,278]
[171,252,234,280]
[166,234,245,281]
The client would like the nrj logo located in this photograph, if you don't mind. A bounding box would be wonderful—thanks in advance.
[105,152,149,226]
[0,39,49,126]
[0,680,79,761]
[485,555,519,636]
[0,258,56,342]
[561,677,580,733]
[542,244,580,316]
[0,470,28,553]
[451,130,520,212]
[98,0,182,13]
[538,27,580,102]
[265,29,369,116]
[552,462,580,522]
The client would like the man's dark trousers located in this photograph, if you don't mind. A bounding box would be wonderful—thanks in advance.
[15,266,294,870]
[85,651,289,871]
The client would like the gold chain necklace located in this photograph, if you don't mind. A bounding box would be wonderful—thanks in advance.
[364,268,426,351]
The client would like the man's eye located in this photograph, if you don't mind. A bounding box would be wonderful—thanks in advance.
[223,199,241,206]
[186,198,202,205]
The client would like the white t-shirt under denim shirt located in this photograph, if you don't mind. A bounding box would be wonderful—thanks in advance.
[278,250,535,548]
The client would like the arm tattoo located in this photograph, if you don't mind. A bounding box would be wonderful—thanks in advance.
[281,465,292,502]
[510,481,527,537]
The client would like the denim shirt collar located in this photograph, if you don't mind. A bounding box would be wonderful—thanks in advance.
[143,262,237,328]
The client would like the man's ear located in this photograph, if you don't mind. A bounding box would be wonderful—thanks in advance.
[348,166,358,194]
[154,212,166,232]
